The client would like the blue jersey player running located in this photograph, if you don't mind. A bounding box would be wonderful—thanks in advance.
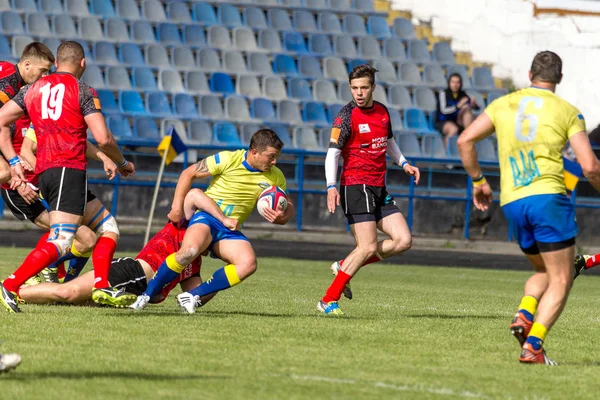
[130,128,295,313]
[458,51,600,365]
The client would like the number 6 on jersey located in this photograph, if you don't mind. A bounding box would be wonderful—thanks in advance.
[39,83,65,120]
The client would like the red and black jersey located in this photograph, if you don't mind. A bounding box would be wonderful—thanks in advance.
[329,100,393,187]
[1,116,36,190]
[0,62,25,107]
[12,72,102,175]
[136,222,201,302]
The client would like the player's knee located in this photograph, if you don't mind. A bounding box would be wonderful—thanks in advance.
[359,242,379,259]
[48,228,76,257]
[237,258,257,279]
[94,214,120,239]
[393,235,412,254]
[55,285,82,303]
[176,248,197,266]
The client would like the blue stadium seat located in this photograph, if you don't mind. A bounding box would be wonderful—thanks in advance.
[198,48,221,71]
[367,16,391,39]
[243,7,267,30]
[277,100,302,124]
[159,70,185,92]
[248,53,273,75]
[213,122,241,145]
[106,66,132,90]
[476,138,497,162]
[132,67,157,90]
[302,101,327,125]
[183,24,206,47]
[383,37,407,62]
[26,13,52,38]
[258,29,282,53]
[250,98,277,122]
[131,20,156,43]
[264,123,293,148]
[133,117,159,141]
[222,50,247,74]
[333,35,357,59]
[432,41,455,65]
[293,10,317,33]
[0,35,11,60]
[192,2,217,26]
[262,76,287,100]
[81,65,105,88]
[65,0,89,16]
[347,59,368,74]
[343,14,367,37]
[392,17,415,41]
[174,93,199,118]
[1,11,23,35]
[358,36,381,59]
[119,43,145,66]
[387,85,413,109]
[414,87,437,113]
[446,136,459,158]
[352,0,373,12]
[107,116,133,139]
[236,74,261,98]
[96,89,118,114]
[172,46,196,70]
[323,57,347,82]
[74,39,92,59]
[273,54,298,76]
[472,66,496,91]
[233,27,258,52]
[185,71,210,94]
[53,15,77,38]
[486,91,503,105]
[104,18,129,42]
[298,55,323,79]
[288,77,312,100]
[293,127,321,150]
[330,0,350,10]
[146,91,173,116]
[421,134,446,158]
[217,3,242,29]
[142,0,166,22]
[167,1,191,24]
[268,9,292,31]
[93,42,118,65]
[119,90,146,115]
[187,120,212,145]
[326,103,343,122]
[408,39,432,64]
[145,44,170,68]
[447,64,472,89]
[13,0,36,12]
[207,25,232,49]
[404,108,435,135]
[209,72,235,94]
[308,33,332,56]
[283,31,308,54]
[397,132,421,157]
[117,0,140,20]
[224,95,252,121]
[39,0,63,14]
[318,12,342,35]
[90,0,115,18]
[157,22,181,45]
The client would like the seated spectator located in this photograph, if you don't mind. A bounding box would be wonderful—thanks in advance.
[436,73,478,149]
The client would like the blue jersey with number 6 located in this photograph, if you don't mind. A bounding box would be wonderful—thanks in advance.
[485,87,586,206]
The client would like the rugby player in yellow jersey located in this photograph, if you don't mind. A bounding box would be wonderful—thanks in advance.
[130,128,295,312]
[458,51,600,365]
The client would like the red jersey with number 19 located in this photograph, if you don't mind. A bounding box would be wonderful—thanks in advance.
[12,72,102,175]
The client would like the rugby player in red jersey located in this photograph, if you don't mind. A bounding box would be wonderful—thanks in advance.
[318,65,421,315]
[0,41,135,313]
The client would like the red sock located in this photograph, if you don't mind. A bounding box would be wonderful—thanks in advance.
[92,236,117,289]
[587,255,600,268]
[57,263,66,280]
[322,270,352,303]
[339,254,383,269]
[3,242,59,293]
[36,232,50,247]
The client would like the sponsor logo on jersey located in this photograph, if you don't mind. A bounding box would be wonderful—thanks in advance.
[258,182,271,189]
[358,124,370,134]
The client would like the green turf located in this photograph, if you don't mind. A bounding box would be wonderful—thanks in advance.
[1,247,600,399]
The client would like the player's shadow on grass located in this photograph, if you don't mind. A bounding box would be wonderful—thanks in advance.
[108,310,371,320]
[406,313,505,320]
[1,371,230,381]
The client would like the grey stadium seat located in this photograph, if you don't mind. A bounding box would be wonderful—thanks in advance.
[333,35,357,59]
[233,27,258,52]
[12,36,33,59]
[225,96,253,121]
[27,13,52,37]
[171,46,197,70]
[293,127,321,151]
[142,0,167,22]
[222,50,247,74]
[159,69,185,92]
[65,0,90,17]
[237,74,262,98]
[278,100,302,124]
[248,53,273,75]
[145,44,170,68]
[208,25,232,49]
[414,87,437,113]
[373,85,387,106]
[313,79,339,104]
[106,66,132,90]
[132,20,156,43]
[358,36,382,59]
[82,65,106,89]
[398,62,423,86]
[323,57,348,82]
[387,84,413,109]
[423,64,446,89]
[104,18,129,42]
[198,48,221,71]
[432,41,456,65]
[262,76,287,101]
[318,12,342,35]
[373,59,397,84]
[79,17,103,41]
[258,29,282,53]
[117,0,140,20]
[383,37,407,62]
[185,71,210,94]
[268,9,292,31]
[199,94,224,119]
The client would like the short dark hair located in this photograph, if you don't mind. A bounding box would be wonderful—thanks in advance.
[21,42,54,64]
[56,41,85,65]
[530,51,562,84]
[348,64,378,85]
[249,129,284,152]
[448,73,462,90]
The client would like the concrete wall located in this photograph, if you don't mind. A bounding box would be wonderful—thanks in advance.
[391,0,600,129]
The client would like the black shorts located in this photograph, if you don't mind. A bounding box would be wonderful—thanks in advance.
[108,257,148,296]
[38,167,96,215]
[340,184,400,224]
[1,187,46,221]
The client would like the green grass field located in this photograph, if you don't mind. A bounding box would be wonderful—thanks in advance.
[1,247,600,399]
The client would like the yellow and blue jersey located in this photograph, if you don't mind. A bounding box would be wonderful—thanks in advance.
[204,149,287,225]
[485,87,586,206]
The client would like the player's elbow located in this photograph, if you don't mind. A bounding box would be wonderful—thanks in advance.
[0,165,9,184]
[581,158,600,178]
[95,134,116,148]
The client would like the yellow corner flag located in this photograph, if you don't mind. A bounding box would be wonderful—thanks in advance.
[563,156,583,191]
[157,125,188,165]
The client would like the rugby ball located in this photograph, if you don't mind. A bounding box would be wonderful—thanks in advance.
[256,186,288,218]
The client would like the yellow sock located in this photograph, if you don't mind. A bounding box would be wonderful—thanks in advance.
[518,295,538,316]
[529,322,548,342]
[224,264,241,286]
[71,244,92,259]
[165,254,186,273]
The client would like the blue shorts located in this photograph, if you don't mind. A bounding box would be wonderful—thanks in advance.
[188,211,248,246]
[502,194,578,253]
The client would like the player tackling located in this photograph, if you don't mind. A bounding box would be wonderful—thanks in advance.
[458,51,600,365]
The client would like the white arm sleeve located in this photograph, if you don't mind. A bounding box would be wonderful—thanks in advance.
[387,139,407,166]
[439,91,457,114]
[325,148,341,186]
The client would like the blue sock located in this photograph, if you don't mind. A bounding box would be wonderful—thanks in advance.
[47,251,76,270]
[525,335,543,351]
[63,257,90,282]
[189,264,241,297]
[143,263,180,298]
[519,309,534,322]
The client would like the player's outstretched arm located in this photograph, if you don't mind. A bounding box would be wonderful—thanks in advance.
[569,131,600,192]
[0,101,26,187]
[183,188,239,230]
[85,113,135,177]
[169,159,212,225]
[20,136,36,171]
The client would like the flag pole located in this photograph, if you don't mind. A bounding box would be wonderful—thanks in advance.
[144,126,172,245]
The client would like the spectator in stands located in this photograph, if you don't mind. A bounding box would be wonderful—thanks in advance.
[436,73,478,149]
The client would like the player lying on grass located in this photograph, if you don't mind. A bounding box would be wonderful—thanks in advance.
[18,189,235,307]
[130,128,295,313]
